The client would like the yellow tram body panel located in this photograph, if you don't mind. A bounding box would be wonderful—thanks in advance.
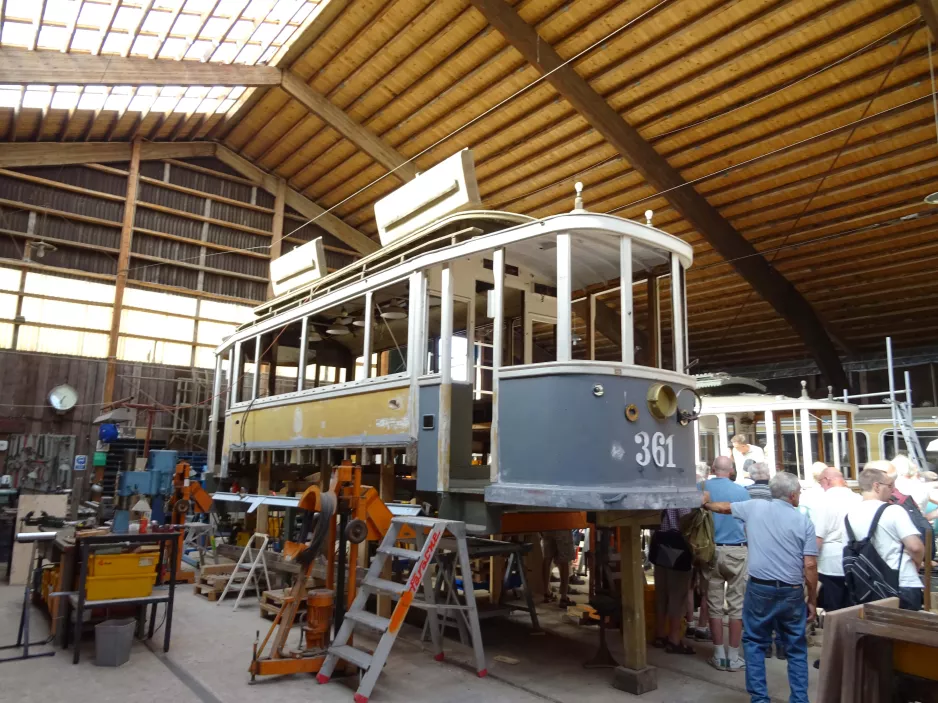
[224,385,410,450]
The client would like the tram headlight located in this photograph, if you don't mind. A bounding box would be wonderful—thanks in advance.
[646,383,678,420]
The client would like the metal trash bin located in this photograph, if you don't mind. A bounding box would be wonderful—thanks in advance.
[94,618,135,667]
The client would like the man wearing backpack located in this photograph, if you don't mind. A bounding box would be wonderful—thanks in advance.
[844,463,925,610]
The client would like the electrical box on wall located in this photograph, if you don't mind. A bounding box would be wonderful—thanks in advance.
[0,440,7,452]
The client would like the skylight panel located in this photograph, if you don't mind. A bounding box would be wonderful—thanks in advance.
[1,0,327,120]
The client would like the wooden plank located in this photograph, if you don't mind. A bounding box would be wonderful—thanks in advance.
[467,0,847,390]
[215,144,378,255]
[0,48,282,86]
[103,139,140,405]
[0,141,215,168]
[280,71,417,182]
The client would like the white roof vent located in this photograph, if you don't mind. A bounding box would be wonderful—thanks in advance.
[374,149,481,246]
[269,237,327,297]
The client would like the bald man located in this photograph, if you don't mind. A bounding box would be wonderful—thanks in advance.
[812,467,861,611]
[703,455,751,671]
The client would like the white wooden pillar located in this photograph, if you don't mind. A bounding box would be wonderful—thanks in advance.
[764,409,776,477]
[670,255,685,373]
[251,335,261,400]
[831,409,841,472]
[362,291,374,379]
[620,237,634,364]
[438,264,454,492]
[556,233,572,362]
[693,419,701,467]
[800,408,814,482]
[491,249,505,484]
[231,341,242,405]
[718,413,730,458]
[297,316,309,390]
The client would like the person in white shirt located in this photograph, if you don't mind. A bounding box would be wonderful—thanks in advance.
[730,434,764,484]
[812,467,861,611]
[892,454,930,510]
[798,462,829,523]
[844,464,926,610]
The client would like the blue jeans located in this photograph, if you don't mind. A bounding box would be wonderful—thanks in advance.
[742,581,808,703]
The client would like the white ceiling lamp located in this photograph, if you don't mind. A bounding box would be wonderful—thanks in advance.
[380,305,407,320]
[308,330,323,343]
[352,318,369,327]
[327,324,350,336]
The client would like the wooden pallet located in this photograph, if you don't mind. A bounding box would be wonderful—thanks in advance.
[193,563,258,602]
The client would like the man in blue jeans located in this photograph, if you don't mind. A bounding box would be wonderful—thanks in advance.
[703,471,818,703]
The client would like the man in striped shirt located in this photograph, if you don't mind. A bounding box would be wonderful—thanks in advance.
[746,462,773,501]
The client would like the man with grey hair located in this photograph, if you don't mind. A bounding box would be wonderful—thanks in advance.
[703,471,818,703]
[746,462,772,502]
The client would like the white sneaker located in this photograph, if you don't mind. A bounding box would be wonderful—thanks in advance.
[709,654,727,671]
[726,655,746,671]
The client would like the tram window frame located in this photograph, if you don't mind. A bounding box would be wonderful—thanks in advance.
[881,428,938,467]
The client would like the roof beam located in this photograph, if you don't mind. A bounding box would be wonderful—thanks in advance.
[279,71,418,182]
[214,145,379,255]
[468,0,848,389]
[0,48,282,86]
[0,141,216,168]
[915,0,938,40]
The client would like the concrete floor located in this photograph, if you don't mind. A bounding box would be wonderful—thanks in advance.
[0,581,820,703]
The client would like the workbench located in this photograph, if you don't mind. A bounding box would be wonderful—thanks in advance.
[59,531,181,664]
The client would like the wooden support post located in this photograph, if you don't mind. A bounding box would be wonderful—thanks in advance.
[613,523,657,695]
[318,450,331,491]
[646,276,659,369]
[266,177,285,300]
[257,451,271,532]
[102,137,141,404]
[377,458,395,618]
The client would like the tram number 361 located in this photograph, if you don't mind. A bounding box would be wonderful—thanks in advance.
[634,432,676,468]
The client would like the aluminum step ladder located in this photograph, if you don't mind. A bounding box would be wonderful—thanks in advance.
[316,516,486,703]
[896,399,929,470]
[216,533,271,610]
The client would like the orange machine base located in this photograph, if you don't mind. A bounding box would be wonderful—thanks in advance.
[249,655,327,678]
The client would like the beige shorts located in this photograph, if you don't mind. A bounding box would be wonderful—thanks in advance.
[654,565,692,619]
[703,545,748,620]
[541,530,575,563]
